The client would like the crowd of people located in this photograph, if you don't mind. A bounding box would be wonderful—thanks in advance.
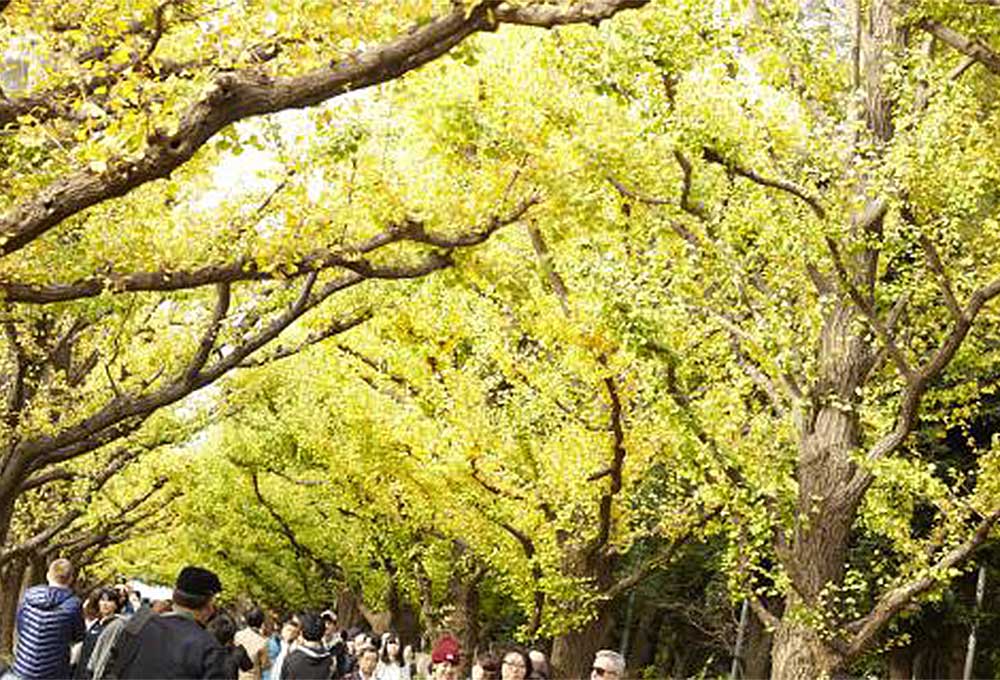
[0,559,627,680]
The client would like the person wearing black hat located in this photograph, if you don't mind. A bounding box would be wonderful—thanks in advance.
[106,566,227,679]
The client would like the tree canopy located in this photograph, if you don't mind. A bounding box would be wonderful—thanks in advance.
[3,0,1000,677]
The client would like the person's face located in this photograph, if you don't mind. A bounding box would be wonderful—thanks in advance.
[387,640,400,659]
[359,651,379,675]
[434,661,459,680]
[502,653,527,680]
[324,619,336,636]
[590,658,621,680]
[281,621,300,643]
[98,595,118,618]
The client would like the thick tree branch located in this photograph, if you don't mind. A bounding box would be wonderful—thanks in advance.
[848,271,1000,496]
[0,1,643,257]
[825,236,913,380]
[184,282,230,384]
[590,371,626,556]
[917,19,1000,75]
[13,203,533,476]
[0,196,539,304]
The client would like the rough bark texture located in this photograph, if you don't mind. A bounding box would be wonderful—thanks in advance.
[770,303,871,679]
[0,557,25,658]
[550,603,615,680]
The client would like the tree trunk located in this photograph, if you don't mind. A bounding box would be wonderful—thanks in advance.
[446,569,481,663]
[335,587,368,632]
[888,645,913,680]
[551,603,614,679]
[629,606,664,670]
[742,600,773,680]
[0,557,26,658]
[771,304,871,680]
[771,620,844,680]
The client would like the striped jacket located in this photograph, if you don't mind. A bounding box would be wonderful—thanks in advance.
[13,584,85,679]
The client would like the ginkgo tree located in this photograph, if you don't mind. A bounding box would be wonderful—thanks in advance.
[0,0,652,654]
[523,0,1000,677]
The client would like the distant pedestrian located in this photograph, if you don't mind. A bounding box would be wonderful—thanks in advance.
[269,615,302,680]
[13,557,85,680]
[280,613,333,680]
[527,650,548,680]
[343,643,378,680]
[377,633,409,680]
[500,648,531,680]
[471,652,500,680]
[429,635,461,680]
[590,650,625,680]
[210,613,253,679]
[235,608,271,680]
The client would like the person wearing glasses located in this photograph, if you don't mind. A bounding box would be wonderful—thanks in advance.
[590,650,625,680]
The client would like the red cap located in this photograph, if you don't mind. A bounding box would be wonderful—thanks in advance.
[431,634,461,664]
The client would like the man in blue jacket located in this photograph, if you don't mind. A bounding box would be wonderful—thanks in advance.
[13,557,85,679]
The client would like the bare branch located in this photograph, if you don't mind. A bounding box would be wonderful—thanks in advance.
[848,272,1000,498]
[918,234,962,322]
[238,311,372,368]
[825,236,914,380]
[183,282,231,384]
[606,175,702,246]
[604,507,718,599]
[673,150,709,220]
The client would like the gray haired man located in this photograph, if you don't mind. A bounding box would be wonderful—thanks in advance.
[590,650,625,680]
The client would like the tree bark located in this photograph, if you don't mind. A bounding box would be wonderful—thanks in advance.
[742,600,773,680]
[628,605,665,670]
[771,304,871,679]
[551,602,615,679]
[0,557,25,657]
[888,645,913,680]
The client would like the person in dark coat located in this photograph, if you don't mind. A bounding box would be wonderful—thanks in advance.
[209,613,253,679]
[13,558,85,680]
[280,613,333,680]
[111,565,228,679]
[73,587,124,679]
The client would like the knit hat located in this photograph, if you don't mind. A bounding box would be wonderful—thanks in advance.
[431,634,461,664]
[174,566,222,598]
